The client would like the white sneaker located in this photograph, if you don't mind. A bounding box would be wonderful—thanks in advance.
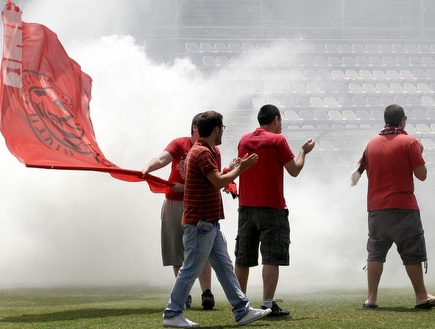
[163,314,200,328]
[237,307,272,326]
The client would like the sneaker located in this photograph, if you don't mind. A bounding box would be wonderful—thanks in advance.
[237,307,271,326]
[261,300,290,317]
[185,295,192,309]
[201,289,215,310]
[163,314,200,328]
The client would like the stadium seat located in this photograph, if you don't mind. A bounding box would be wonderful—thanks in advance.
[373,70,388,80]
[228,43,243,53]
[378,44,393,53]
[315,56,329,66]
[413,109,427,119]
[200,42,215,53]
[417,82,431,93]
[331,70,346,79]
[325,44,339,53]
[371,110,384,120]
[202,55,217,66]
[293,82,308,93]
[290,70,305,80]
[417,44,432,54]
[334,82,349,94]
[307,82,323,94]
[380,96,394,106]
[328,110,343,120]
[392,44,406,53]
[386,70,401,79]
[284,110,300,121]
[400,69,415,80]
[406,123,417,133]
[360,70,375,80]
[282,97,297,108]
[383,56,397,67]
[343,110,358,120]
[365,44,379,53]
[421,138,435,149]
[408,97,422,107]
[318,69,333,80]
[376,83,391,93]
[404,44,419,54]
[279,82,293,94]
[352,44,366,53]
[242,43,255,51]
[310,43,326,53]
[422,57,435,66]
[338,44,353,53]
[356,109,372,120]
[310,96,325,107]
[314,110,329,120]
[427,110,435,119]
[214,43,229,53]
[296,97,311,107]
[403,82,418,93]
[342,56,356,67]
[349,82,363,93]
[355,56,369,66]
[328,56,342,66]
[338,96,353,108]
[324,96,340,107]
[362,83,377,93]
[413,69,428,79]
[345,69,360,80]
[416,123,432,134]
[368,57,384,67]
[300,56,316,66]
[216,56,231,66]
[185,42,200,53]
[422,96,435,106]
[353,96,368,107]
[409,57,422,66]
[299,110,315,120]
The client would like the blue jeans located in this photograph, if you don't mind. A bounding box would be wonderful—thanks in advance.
[163,221,250,321]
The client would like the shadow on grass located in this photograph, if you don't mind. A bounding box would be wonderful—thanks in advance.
[0,307,161,323]
[361,306,433,313]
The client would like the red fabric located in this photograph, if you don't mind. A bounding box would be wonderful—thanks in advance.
[365,133,424,211]
[0,2,172,193]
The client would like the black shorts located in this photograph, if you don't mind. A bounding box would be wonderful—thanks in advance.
[235,207,290,267]
[367,209,427,265]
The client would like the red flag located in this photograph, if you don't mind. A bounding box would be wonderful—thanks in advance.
[0,1,172,193]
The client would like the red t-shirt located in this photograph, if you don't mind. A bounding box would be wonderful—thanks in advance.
[182,139,224,225]
[238,128,295,209]
[164,137,193,201]
[365,133,425,211]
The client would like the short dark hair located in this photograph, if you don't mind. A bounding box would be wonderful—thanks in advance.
[191,112,202,135]
[257,104,281,125]
[197,111,223,137]
[384,104,405,127]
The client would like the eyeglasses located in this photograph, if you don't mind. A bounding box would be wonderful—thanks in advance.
[221,125,226,130]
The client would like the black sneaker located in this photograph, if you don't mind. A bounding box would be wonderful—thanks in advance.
[201,289,215,310]
[185,295,192,308]
[261,300,290,317]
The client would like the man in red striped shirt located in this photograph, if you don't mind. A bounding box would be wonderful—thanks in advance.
[163,110,272,328]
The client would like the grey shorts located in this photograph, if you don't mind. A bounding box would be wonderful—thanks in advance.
[161,199,184,266]
[367,209,427,265]
[235,207,290,267]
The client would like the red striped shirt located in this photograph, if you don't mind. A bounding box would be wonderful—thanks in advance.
[182,139,223,225]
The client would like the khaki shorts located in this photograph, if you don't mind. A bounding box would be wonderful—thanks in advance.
[367,209,427,265]
[161,199,184,266]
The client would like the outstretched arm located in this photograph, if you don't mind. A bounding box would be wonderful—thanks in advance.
[284,138,315,177]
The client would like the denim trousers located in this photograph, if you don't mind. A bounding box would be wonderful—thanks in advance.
[163,221,250,321]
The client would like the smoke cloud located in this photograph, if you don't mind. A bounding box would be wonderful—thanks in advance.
[0,0,434,294]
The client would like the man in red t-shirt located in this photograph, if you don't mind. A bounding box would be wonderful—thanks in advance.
[355,104,434,309]
[236,104,315,316]
[142,113,215,310]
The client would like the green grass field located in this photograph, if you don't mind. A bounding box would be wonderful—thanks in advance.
[0,286,434,328]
